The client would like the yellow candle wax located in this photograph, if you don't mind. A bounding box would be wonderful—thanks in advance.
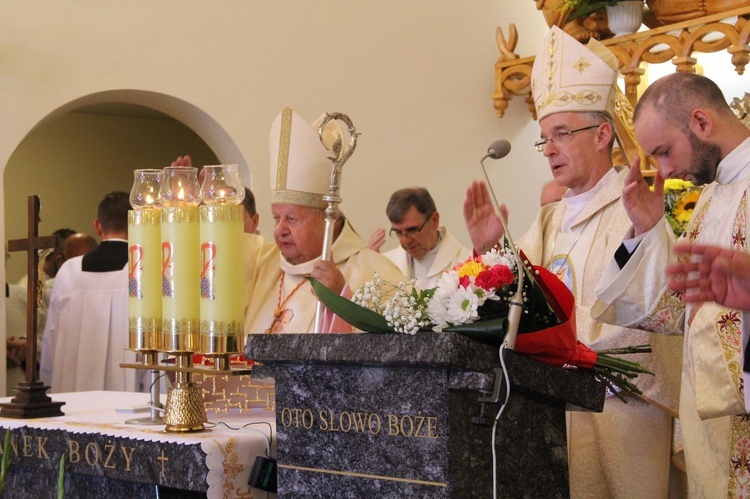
[199,205,244,354]
[128,208,163,351]
[161,205,200,352]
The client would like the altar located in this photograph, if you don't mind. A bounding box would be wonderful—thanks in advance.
[0,390,276,498]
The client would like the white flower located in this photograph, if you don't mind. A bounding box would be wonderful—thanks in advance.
[446,286,480,324]
[480,247,515,270]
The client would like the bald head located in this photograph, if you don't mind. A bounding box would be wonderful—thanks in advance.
[63,233,98,259]
[634,72,735,129]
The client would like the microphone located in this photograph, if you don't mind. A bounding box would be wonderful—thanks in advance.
[486,139,511,160]
[477,139,522,350]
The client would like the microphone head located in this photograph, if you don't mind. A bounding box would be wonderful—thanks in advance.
[487,139,511,159]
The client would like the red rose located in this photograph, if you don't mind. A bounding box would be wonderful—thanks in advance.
[459,275,471,288]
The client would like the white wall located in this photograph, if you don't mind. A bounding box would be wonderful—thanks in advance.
[0,0,553,394]
[0,1,551,251]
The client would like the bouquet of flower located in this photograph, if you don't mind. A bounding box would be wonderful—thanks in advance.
[660,179,702,237]
[352,246,559,335]
[310,244,653,401]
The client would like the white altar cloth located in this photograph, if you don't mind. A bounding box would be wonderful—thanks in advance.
[0,390,276,498]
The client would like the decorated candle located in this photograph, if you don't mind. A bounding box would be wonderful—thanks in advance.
[199,204,244,354]
[160,167,201,352]
[128,169,164,351]
[128,208,162,351]
[199,164,245,354]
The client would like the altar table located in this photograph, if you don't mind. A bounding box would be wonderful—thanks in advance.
[0,390,276,498]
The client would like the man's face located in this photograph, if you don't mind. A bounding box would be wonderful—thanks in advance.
[272,204,326,265]
[42,251,64,278]
[390,205,439,260]
[539,113,602,195]
[635,105,721,186]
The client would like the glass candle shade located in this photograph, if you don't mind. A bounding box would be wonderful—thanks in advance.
[130,169,164,209]
[200,164,245,205]
[161,205,200,353]
[128,208,162,351]
[160,167,201,207]
[199,204,244,355]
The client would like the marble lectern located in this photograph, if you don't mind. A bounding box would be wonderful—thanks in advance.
[246,332,605,498]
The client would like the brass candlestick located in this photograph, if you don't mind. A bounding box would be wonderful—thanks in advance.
[162,352,205,432]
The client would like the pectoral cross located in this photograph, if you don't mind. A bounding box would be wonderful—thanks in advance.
[0,195,65,418]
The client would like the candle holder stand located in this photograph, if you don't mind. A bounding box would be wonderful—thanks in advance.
[121,348,251,433]
[123,351,165,426]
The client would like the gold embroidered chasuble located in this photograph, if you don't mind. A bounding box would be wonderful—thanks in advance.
[593,146,750,497]
[242,220,405,335]
[519,168,682,497]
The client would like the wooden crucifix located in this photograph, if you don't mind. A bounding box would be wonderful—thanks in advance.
[0,195,65,418]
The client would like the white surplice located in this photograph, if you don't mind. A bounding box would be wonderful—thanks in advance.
[522,168,681,498]
[40,256,143,393]
[243,219,406,335]
[383,226,470,290]
[594,138,750,497]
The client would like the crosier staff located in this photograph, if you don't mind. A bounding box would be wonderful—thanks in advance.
[314,113,360,334]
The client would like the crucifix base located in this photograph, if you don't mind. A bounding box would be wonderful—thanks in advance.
[0,381,65,418]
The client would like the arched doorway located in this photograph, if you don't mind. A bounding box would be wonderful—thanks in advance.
[4,90,248,284]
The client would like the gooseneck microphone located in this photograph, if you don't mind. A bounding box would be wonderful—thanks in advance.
[486,139,512,160]
[478,139,513,243]
[477,139,522,350]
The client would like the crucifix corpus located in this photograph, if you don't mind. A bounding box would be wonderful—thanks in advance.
[0,195,65,418]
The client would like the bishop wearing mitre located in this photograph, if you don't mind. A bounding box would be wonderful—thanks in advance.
[243,108,405,334]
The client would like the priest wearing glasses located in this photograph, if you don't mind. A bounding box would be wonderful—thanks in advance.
[463,26,682,497]
[378,187,470,290]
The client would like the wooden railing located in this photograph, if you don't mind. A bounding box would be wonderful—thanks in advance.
[493,5,750,172]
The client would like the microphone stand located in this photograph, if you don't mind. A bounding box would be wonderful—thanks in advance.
[479,149,524,349]
[313,113,359,334]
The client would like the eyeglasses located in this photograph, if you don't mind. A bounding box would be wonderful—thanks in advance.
[533,124,601,153]
[389,212,434,239]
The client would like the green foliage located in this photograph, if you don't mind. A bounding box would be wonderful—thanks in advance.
[57,453,66,499]
[308,277,395,333]
[0,429,10,495]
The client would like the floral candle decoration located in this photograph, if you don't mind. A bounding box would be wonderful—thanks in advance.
[199,164,245,355]
[160,166,201,353]
[128,169,164,351]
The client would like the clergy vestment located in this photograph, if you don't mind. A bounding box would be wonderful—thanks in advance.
[521,168,682,498]
[40,240,144,393]
[243,220,406,334]
[383,226,470,290]
[6,283,34,395]
[593,138,750,497]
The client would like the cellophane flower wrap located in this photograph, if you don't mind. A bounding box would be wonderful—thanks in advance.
[309,244,653,400]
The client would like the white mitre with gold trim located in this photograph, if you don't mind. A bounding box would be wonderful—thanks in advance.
[531,26,619,121]
[269,107,342,209]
